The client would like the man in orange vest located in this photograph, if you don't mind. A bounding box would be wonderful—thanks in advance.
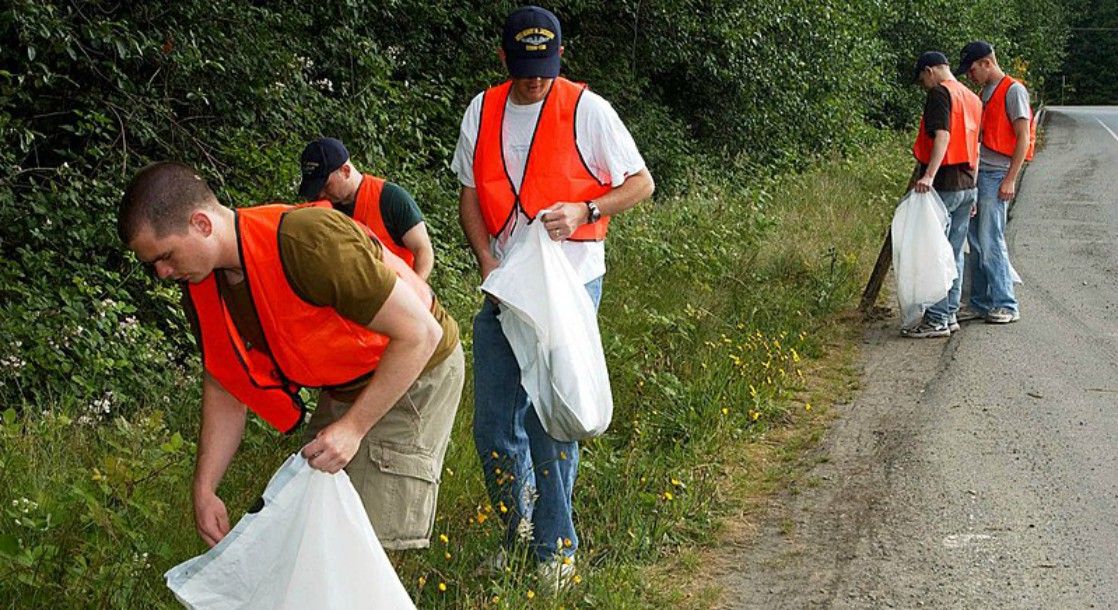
[118,161,464,551]
[957,41,1031,324]
[905,51,983,339]
[298,137,435,280]
[451,5,654,587]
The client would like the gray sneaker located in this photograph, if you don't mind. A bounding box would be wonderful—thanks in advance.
[901,320,951,339]
[955,306,985,323]
[985,307,1020,324]
[948,315,961,333]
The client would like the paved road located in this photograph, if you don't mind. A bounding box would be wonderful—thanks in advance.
[722,107,1118,609]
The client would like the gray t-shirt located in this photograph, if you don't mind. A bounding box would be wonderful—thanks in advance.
[979,80,1031,170]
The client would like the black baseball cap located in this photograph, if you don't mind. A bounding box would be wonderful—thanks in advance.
[298,137,348,200]
[913,51,949,82]
[956,40,994,75]
[502,6,562,79]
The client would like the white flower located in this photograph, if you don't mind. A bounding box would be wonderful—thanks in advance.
[516,518,535,543]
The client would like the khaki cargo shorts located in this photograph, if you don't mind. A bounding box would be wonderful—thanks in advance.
[305,344,464,550]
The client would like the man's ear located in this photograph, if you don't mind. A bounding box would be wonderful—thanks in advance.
[498,47,507,69]
[189,210,213,237]
[339,163,352,179]
[559,45,565,57]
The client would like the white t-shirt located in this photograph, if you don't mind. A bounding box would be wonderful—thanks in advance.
[451,85,646,283]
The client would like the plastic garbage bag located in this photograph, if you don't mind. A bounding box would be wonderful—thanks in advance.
[165,453,414,610]
[480,220,613,442]
[891,189,957,328]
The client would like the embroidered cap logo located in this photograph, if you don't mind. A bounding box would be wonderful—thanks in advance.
[515,27,554,52]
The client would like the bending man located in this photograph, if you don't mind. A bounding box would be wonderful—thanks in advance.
[118,162,463,550]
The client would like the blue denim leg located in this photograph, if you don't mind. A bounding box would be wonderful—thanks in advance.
[472,276,603,562]
[970,169,1019,313]
[926,188,976,325]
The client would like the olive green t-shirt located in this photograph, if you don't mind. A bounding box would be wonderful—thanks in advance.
[188,206,459,402]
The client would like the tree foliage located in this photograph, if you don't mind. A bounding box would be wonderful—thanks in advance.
[1047,0,1118,104]
[0,0,1070,411]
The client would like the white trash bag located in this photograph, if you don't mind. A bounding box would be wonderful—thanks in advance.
[891,189,957,329]
[165,453,414,610]
[481,220,613,442]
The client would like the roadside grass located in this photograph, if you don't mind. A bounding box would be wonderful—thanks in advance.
[0,135,910,609]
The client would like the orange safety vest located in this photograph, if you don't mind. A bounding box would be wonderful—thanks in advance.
[473,77,613,241]
[351,175,416,269]
[912,79,983,170]
[982,76,1036,161]
[185,203,432,433]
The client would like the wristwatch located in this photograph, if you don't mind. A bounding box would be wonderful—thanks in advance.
[585,200,602,224]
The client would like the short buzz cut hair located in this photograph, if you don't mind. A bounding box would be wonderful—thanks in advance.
[117,161,219,245]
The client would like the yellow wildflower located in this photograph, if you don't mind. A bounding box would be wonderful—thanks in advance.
[438,582,447,592]
[438,533,449,544]
[527,590,536,600]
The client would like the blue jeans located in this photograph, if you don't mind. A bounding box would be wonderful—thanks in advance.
[472,276,603,562]
[967,168,1018,313]
[926,188,978,325]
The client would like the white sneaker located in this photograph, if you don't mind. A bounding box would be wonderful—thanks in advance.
[475,548,508,577]
[955,305,985,322]
[536,555,576,594]
[985,307,1020,324]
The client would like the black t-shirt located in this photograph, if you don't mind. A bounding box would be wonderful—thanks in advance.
[335,181,424,247]
[916,85,976,192]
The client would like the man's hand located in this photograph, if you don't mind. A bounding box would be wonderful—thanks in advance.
[914,175,935,194]
[971,202,978,218]
[540,202,590,241]
[478,253,502,304]
[301,419,364,474]
[998,176,1017,202]
[193,489,231,548]
[479,252,500,283]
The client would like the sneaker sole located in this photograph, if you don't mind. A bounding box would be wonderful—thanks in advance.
[985,315,1020,324]
[901,329,952,339]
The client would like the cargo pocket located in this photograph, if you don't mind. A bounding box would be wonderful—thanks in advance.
[354,442,440,550]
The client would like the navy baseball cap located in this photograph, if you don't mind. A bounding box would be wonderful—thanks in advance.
[502,6,562,79]
[298,137,348,200]
[956,40,994,75]
[913,51,949,82]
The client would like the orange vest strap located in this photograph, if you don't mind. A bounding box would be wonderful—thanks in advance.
[187,203,435,432]
[474,77,613,241]
[353,175,416,268]
[912,79,982,171]
[981,76,1036,161]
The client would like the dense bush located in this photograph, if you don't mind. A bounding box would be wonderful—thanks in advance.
[0,0,1070,412]
[0,1,1073,606]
